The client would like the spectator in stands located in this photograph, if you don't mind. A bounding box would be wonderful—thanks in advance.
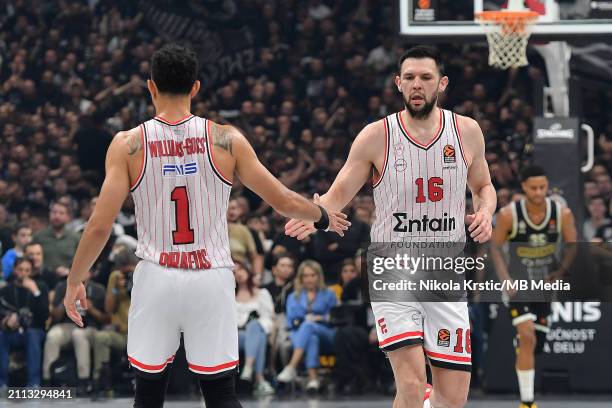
[73,196,125,237]
[23,243,56,294]
[0,258,48,389]
[277,260,337,392]
[329,258,359,302]
[247,215,273,254]
[43,270,107,394]
[584,196,610,241]
[263,253,295,374]
[92,249,136,395]
[311,208,369,284]
[32,202,79,280]
[228,197,263,276]
[1,224,32,280]
[595,173,611,202]
[264,253,295,314]
[0,205,13,257]
[595,218,612,242]
[234,260,275,396]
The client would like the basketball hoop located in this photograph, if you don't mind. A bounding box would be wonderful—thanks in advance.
[475,10,539,69]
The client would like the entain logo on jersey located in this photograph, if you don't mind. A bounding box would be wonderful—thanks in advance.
[393,212,456,233]
[162,162,199,177]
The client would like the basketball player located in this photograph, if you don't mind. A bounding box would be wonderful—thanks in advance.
[491,166,577,408]
[286,46,497,408]
[63,44,349,408]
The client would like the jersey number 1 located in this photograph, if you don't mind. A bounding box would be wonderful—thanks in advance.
[415,177,443,203]
[171,186,195,245]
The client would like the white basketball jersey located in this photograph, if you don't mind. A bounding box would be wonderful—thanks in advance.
[130,115,234,269]
[371,109,468,243]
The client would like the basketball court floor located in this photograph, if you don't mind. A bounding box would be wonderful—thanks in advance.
[1,395,610,407]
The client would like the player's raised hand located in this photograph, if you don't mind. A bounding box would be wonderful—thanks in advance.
[285,218,316,240]
[466,210,492,243]
[64,280,88,328]
[325,209,350,237]
[285,193,351,239]
[318,193,351,237]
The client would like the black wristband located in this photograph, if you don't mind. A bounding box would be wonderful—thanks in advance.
[313,205,330,231]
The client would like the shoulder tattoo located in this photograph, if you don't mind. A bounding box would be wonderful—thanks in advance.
[126,131,142,155]
[211,123,233,153]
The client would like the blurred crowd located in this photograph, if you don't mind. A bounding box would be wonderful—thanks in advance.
[0,0,611,398]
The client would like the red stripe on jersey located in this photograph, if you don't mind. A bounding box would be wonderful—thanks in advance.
[379,331,424,347]
[425,350,471,363]
[373,118,389,188]
[201,125,218,266]
[453,113,469,168]
[206,120,233,185]
[155,114,194,125]
[398,109,443,149]
[129,354,175,371]
[188,359,239,373]
[152,123,160,251]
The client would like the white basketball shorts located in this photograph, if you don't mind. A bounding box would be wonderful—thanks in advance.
[127,260,239,377]
[372,301,472,372]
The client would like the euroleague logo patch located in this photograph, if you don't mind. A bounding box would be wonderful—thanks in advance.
[443,145,456,163]
[437,329,451,347]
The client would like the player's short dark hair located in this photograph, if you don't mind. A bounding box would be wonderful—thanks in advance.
[520,165,547,182]
[397,45,444,75]
[151,44,198,95]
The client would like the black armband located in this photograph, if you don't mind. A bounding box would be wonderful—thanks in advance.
[313,205,330,231]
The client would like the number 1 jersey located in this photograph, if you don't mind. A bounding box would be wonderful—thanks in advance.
[130,115,234,270]
[371,109,468,243]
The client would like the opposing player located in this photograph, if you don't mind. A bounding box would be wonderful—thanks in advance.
[285,46,496,408]
[491,166,577,408]
[63,44,349,408]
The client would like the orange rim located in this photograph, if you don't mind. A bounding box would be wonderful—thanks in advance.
[475,11,539,33]
[475,10,540,22]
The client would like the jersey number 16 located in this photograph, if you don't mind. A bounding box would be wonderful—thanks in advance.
[415,177,443,203]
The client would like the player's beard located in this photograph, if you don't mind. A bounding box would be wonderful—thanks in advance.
[403,91,438,120]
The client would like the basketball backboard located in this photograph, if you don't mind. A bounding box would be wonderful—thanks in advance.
[399,0,612,41]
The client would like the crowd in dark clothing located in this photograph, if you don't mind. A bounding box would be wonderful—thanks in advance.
[0,0,611,397]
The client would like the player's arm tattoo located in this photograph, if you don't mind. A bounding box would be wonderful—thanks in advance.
[126,132,142,155]
[211,124,233,154]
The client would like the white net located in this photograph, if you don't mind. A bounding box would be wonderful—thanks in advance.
[476,12,539,70]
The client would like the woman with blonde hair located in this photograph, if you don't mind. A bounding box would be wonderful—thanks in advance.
[276,260,337,392]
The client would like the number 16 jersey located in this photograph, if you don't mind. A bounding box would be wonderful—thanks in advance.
[130,115,234,270]
[371,109,468,243]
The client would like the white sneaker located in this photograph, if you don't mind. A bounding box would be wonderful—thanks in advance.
[276,365,297,383]
[253,379,275,396]
[240,365,253,382]
[306,378,320,392]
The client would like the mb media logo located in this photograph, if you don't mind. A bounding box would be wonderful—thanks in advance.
[162,162,198,177]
